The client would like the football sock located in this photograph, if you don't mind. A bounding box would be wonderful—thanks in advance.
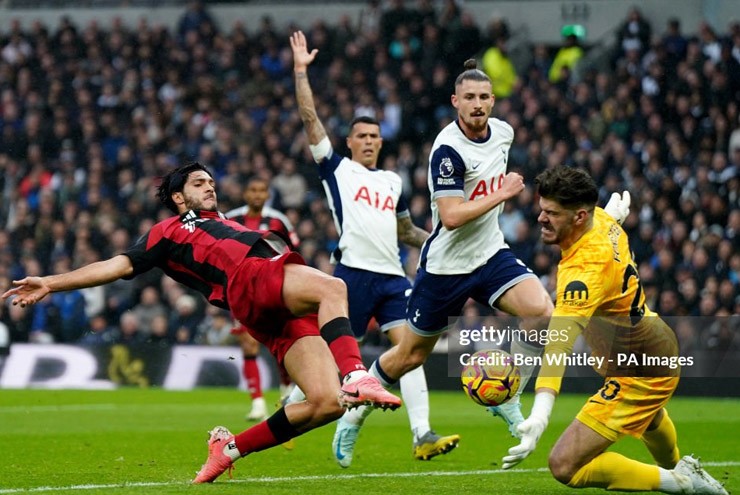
[370,359,397,388]
[641,409,680,469]
[658,467,686,494]
[286,384,306,404]
[242,355,262,399]
[400,365,431,440]
[233,408,299,456]
[342,404,372,427]
[567,451,660,491]
[509,338,543,401]
[321,317,366,377]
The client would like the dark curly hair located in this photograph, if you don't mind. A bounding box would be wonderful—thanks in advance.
[535,166,599,210]
[156,162,213,213]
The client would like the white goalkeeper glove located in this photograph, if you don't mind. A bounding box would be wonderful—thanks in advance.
[502,391,555,470]
[603,191,631,225]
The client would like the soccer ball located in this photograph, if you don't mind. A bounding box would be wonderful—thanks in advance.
[461,349,521,407]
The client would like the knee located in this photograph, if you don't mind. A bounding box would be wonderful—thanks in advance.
[312,395,345,424]
[321,276,347,303]
[548,452,576,485]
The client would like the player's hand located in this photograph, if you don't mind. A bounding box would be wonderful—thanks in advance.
[499,172,525,201]
[501,415,548,469]
[603,191,631,225]
[290,31,318,72]
[1,277,51,307]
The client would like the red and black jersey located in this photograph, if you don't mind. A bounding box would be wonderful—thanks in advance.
[225,205,300,250]
[123,210,288,310]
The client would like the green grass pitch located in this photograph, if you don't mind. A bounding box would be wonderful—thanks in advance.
[0,388,737,494]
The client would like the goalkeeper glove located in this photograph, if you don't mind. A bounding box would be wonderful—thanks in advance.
[502,391,555,470]
[603,191,631,225]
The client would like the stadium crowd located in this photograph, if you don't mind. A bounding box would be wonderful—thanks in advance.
[0,1,738,350]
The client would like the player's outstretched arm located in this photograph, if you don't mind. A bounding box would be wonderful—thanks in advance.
[502,389,556,469]
[290,30,328,146]
[2,255,134,308]
[397,216,429,248]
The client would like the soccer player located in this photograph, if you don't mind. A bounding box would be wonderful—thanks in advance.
[360,59,556,438]
[501,166,727,495]
[290,30,459,467]
[2,163,401,484]
[225,176,299,421]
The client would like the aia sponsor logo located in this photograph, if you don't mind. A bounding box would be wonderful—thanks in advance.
[354,186,395,211]
[469,173,505,200]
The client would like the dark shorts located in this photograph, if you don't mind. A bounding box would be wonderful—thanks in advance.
[228,251,320,364]
[334,263,411,338]
[406,248,537,336]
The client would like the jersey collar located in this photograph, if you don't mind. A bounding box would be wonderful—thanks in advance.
[180,209,226,221]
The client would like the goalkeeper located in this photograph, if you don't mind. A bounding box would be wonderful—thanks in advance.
[502,166,727,495]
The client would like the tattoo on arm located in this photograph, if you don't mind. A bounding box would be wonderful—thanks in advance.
[294,71,328,145]
[397,216,429,249]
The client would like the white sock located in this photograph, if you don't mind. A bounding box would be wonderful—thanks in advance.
[223,439,241,461]
[285,385,305,405]
[341,404,373,426]
[369,360,395,388]
[510,339,543,400]
[658,467,686,494]
[400,365,430,441]
[344,369,369,384]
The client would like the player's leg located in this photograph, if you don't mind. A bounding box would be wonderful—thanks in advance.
[237,330,268,421]
[375,325,440,382]
[550,418,704,493]
[552,376,726,494]
[194,331,343,483]
[385,323,460,461]
[480,250,553,435]
[641,408,680,469]
[374,267,469,383]
[330,265,380,467]
[282,262,400,409]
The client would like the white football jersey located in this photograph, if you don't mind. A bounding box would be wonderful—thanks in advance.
[315,139,408,276]
[421,118,513,274]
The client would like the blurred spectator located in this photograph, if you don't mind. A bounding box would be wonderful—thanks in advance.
[30,256,88,343]
[197,307,237,346]
[481,37,518,98]
[131,286,168,336]
[549,28,584,83]
[169,294,202,344]
[615,6,652,60]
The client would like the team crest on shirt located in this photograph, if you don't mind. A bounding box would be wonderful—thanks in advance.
[437,157,456,185]
[562,280,588,306]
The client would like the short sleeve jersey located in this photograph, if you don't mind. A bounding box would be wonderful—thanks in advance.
[422,118,513,274]
[123,210,279,310]
[315,140,409,277]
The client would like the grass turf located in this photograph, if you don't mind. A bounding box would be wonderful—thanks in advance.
[0,388,737,494]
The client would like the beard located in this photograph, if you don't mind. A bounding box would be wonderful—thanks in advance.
[183,193,217,212]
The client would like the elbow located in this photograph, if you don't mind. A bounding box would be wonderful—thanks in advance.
[440,216,463,231]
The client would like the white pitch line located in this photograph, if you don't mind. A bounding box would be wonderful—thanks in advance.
[0,463,737,494]
[0,404,117,413]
